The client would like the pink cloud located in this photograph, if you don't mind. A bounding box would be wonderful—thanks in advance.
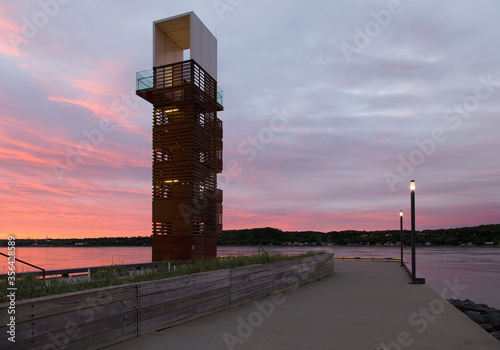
[0,4,25,57]
[48,95,113,119]
[45,61,147,137]
[379,62,413,70]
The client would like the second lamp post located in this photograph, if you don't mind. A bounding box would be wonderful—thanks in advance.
[400,210,404,267]
[409,180,425,284]
[410,180,416,283]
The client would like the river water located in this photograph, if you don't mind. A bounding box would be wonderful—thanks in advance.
[2,245,499,309]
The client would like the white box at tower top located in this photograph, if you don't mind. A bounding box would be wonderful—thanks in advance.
[153,12,217,80]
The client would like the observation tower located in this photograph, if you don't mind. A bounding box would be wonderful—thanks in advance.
[136,12,223,261]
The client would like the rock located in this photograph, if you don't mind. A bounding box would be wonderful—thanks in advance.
[455,299,492,313]
[464,310,488,324]
[448,299,500,342]
[480,323,495,332]
[448,298,479,313]
[487,312,500,330]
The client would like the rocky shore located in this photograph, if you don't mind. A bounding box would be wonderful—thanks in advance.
[448,299,500,341]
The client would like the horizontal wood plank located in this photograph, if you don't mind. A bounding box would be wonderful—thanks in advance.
[231,287,274,307]
[194,294,231,315]
[193,269,230,284]
[0,284,137,324]
[137,285,195,309]
[231,275,274,294]
[194,278,230,294]
[6,310,137,350]
[139,305,195,335]
[137,275,193,296]
[139,295,194,323]
[194,287,230,304]
[230,264,273,278]
[2,297,136,344]
[230,269,274,285]
[231,282,274,302]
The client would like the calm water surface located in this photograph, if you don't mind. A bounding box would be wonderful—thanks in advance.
[2,246,499,308]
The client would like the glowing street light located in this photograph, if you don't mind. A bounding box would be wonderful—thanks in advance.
[400,210,404,267]
[410,180,416,283]
[409,180,424,284]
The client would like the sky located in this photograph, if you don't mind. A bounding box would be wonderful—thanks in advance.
[1,0,499,239]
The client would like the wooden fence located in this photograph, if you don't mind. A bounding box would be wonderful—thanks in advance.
[0,254,333,349]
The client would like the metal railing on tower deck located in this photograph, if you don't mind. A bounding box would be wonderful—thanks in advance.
[136,69,154,90]
[136,59,223,108]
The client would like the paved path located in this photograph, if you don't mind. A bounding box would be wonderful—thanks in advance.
[105,261,500,349]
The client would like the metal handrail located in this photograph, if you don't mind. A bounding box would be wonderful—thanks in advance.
[0,252,45,279]
[334,256,404,261]
[258,247,269,256]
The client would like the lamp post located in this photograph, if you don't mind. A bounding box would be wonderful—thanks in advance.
[400,210,404,267]
[410,180,417,283]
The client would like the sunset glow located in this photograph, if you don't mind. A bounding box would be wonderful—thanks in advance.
[1,1,499,239]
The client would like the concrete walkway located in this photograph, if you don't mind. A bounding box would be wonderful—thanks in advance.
[104,261,500,350]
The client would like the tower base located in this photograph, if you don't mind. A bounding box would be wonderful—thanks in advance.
[152,235,217,261]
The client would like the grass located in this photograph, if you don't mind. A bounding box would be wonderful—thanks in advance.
[0,252,321,302]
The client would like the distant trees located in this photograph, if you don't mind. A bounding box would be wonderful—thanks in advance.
[1,224,499,247]
[218,224,500,247]
[221,227,296,246]
[0,236,152,247]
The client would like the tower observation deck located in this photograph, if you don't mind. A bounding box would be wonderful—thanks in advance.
[136,12,223,261]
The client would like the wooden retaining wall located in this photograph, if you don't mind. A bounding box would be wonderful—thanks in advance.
[0,254,333,349]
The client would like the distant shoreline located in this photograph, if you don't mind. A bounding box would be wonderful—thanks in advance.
[6,244,500,248]
[3,224,499,247]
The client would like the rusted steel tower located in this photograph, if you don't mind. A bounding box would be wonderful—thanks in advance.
[136,12,223,261]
